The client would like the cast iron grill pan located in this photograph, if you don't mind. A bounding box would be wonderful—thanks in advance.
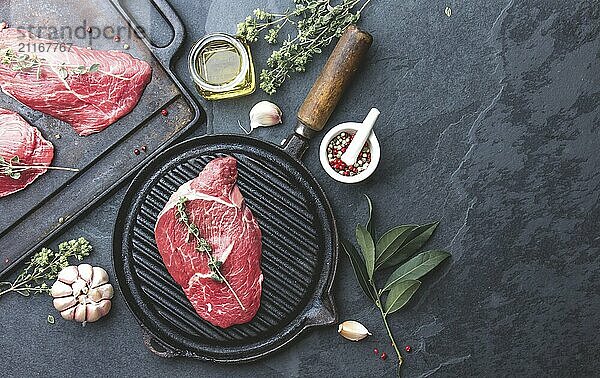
[113,135,337,362]
[113,26,372,362]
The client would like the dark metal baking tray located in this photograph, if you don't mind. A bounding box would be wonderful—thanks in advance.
[0,0,202,278]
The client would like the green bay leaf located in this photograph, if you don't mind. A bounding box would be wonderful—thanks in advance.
[382,250,450,292]
[384,279,421,315]
[382,222,439,269]
[356,224,375,279]
[341,239,377,302]
[375,225,417,268]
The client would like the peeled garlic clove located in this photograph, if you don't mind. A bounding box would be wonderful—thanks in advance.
[338,320,372,341]
[78,264,94,283]
[90,267,109,288]
[58,266,79,284]
[50,280,72,298]
[249,101,282,129]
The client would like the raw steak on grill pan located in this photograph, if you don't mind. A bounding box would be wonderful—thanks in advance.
[0,108,53,197]
[0,28,152,136]
[155,156,263,328]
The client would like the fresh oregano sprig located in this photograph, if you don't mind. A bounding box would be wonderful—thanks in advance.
[175,197,246,311]
[341,195,451,375]
[236,0,372,94]
[0,155,79,180]
[0,237,92,298]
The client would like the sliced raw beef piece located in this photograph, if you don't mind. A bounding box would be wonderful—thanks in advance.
[0,108,54,197]
[155,156,263,328]
[0,28,152,136]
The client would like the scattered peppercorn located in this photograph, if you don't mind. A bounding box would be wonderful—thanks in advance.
[114,35,120,42]
[161,109,169,116]
[134,148,140,155]
[4,258,9,264]
[373,348,379,355]
[140,145,147,152]
[86,26,92,33]
[405,345,412,352]
[326,131,371,177]
[380,352,388,361]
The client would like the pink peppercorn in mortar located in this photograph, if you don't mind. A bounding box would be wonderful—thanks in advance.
[319,120,380,184]
[326,131,371,176]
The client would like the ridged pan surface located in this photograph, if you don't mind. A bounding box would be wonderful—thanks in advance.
[113,135,337,362]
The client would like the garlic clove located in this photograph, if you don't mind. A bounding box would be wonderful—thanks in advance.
[50,280,72,298]
[53,296,77,311]
[86,301,112,323]
[78,264,94,283]
[74,304,87,323]
[249,101,282,130]
[338,320,372,341]
[58,265,79,284]
[86,305,103,323]
[60,306,76,321]
[90,266,109,288]
[88,284,114,302]
[98,300,112,318]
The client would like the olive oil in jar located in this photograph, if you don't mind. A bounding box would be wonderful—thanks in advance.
[188,34,255,100]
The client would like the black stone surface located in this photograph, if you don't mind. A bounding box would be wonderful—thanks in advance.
[1,0,599,377]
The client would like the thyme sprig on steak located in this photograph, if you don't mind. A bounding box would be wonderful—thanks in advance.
[0,47,99,79]
[0,155,79,180]
[175,196,246,311]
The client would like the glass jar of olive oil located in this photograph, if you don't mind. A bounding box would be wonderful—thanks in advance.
[188,33,255,100]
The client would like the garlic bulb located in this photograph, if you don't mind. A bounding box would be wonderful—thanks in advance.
[243,101,282,134]
[338,320,372,341]
[50,264,114,324]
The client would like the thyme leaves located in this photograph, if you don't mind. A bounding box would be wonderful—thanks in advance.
[0,155,79,180]
[0,238,92,299]
[236,0,373,94]
[0,47,100,80]
[175,197,246,311]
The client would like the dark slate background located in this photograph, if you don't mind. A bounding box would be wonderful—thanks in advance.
[1,0,599,377]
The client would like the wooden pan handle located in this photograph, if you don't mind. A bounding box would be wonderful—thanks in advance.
[297,25,373,133]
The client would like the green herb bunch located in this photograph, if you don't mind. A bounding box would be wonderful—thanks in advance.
[175,197,246,311]
[0,237,92,298]
[342,195,451,374]
[236,0,372,94]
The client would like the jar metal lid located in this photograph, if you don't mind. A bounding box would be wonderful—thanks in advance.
[188,33,250,92]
